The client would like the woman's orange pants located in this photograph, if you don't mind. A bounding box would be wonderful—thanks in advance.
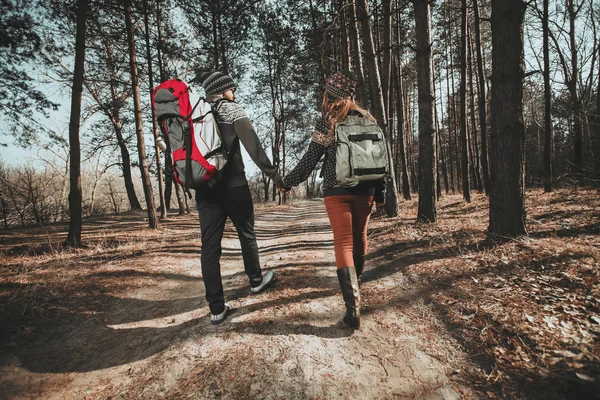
[324,195,374,269]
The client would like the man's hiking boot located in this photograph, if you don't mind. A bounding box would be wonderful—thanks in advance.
[210,303,231,325]
[250,270,275,294]
[337,266,361,330]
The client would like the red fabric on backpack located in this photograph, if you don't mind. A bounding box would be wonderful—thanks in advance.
[152,79,217,185]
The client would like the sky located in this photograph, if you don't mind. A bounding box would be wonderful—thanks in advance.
[2,2,597,172]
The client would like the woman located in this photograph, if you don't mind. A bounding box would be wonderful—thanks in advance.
[279,72,385,330]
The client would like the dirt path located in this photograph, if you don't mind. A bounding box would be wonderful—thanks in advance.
[1,200,473,399]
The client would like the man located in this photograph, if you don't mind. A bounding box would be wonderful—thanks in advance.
[196,70,282,325]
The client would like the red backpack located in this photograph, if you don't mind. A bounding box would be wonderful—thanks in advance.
[151,79,233,195]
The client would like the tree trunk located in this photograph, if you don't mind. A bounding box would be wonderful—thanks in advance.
[143,0,166,219]
[468,31,483,193]
[156,0,178,210]
[339,0,351,71]
[489,0,527,238]
[542,0,553,191]
[210,2,219,69]
[460,0,471,202]
[114,122,142,210]
[393,56,411,200]
[393,20,411,200]
[308,0,327,86]
[448,12,460,192]
[346,1,368,105]
[473,0,490,194]
[355,0,386,122]
[437,69,450,193]
[65,0,88,247]
[444,15,456,192]
[124,0,159,229]
[567,0,583,182]
[355,0,399,217]
[414,0,437,222]
[175,182,186,215]
[595,41,600,179]
[382,0,392,120]
[432,57,443,199]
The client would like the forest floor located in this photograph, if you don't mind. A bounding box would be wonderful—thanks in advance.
[0,188,598,399]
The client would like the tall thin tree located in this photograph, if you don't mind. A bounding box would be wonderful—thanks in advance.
[124,0,159,229]
[355,0,399,217]
[473,0,490,194]
[460,0,471,202]
[543,0,553,191]
[65,0,88,247]
[143,0,166,219]
[596,40,600,178]
[414,0,437,222]
[489,0,527,237]
[345,1,368,104]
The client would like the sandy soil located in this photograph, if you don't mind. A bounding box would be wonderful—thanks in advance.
[0,199,473,399]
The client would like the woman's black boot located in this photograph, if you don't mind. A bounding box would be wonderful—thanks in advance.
[354,255,366,285]
[336,266,361,330]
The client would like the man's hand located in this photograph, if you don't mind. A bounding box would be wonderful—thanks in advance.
[277,181,292,194]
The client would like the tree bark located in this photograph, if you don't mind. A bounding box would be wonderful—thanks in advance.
[437,67,450,193]
[460,0,471,202]
[355,0,386,122]
[432,57,443,198]
[355,0,399,217]
[393,56,411,200]
[382,0,392,120]
[567,0,583,182]
[542,0,553,191]
[346,1,368,105]
[414,0,437,222]
[65,0,88,247]
[339,0,351,71]
[114,120,141,210]
[124,0,159,229]
[449,11,461,192]
[104,47,142,211]
[473,0,490,194]
[468,30,483,192]
[595,41,600,179]
[308,0,327,86]
[489,0,527,238]
[143,0,166,219]
[444,11,456,192]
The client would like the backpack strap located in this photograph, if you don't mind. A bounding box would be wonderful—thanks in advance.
[183,97,207,198]
[183,117,193,198]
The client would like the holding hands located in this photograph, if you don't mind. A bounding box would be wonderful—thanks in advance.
[276,179,292,194]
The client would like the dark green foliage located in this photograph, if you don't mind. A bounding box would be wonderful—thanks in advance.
[0,0,59,144]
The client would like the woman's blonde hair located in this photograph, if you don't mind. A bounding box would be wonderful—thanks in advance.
[322,92,375,133]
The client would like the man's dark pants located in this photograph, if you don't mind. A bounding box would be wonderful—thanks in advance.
[196,184,262,315]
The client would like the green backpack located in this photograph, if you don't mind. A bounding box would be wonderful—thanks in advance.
[333,114,389,187]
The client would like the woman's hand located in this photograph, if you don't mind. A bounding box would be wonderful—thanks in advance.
[277,181,292,194]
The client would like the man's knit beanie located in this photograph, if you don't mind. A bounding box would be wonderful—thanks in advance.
[325,71,356,100]
[197,70,236,96]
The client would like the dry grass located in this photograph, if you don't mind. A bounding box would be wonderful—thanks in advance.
[368,188,600,399]
[1,188,598,399]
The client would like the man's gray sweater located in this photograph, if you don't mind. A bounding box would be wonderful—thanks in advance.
[206,95,282,188]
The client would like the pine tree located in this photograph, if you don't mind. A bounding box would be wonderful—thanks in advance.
[489,0,527,238]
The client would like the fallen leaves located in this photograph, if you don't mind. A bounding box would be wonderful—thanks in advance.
[370,188,600,398]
